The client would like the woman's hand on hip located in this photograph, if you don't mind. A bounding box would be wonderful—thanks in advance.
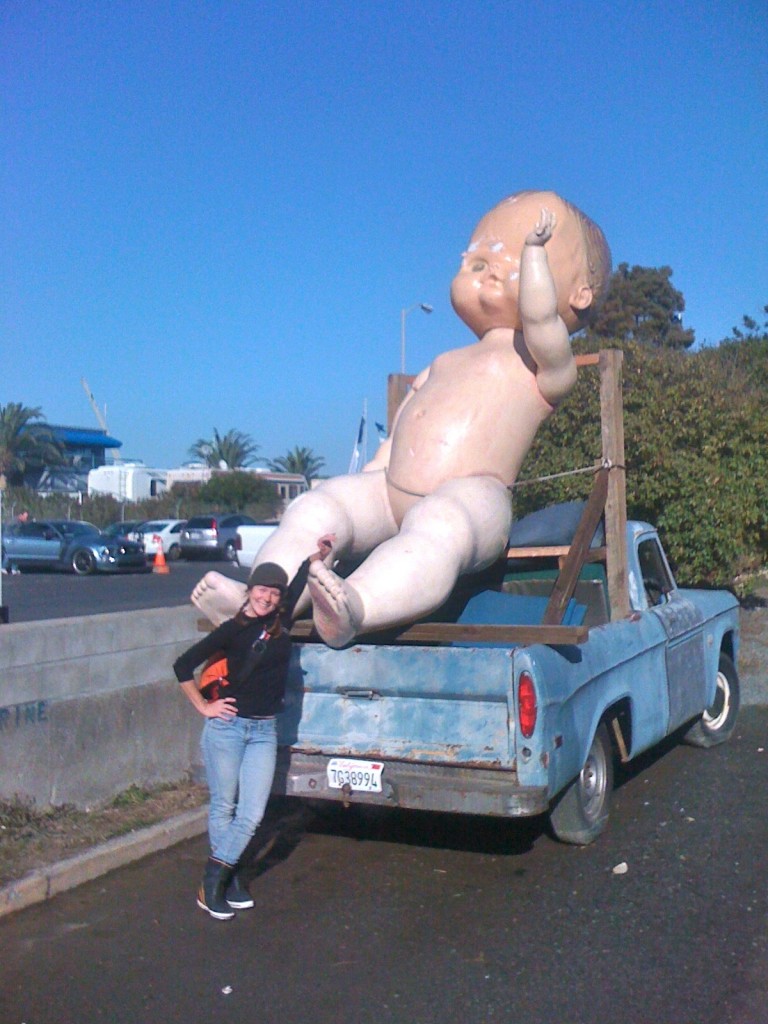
[203,696,238,720]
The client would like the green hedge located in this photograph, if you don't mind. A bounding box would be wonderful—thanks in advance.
[514,340,768,588]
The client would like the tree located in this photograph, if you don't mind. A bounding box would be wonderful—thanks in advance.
[268,446,326,481]
[722,305,768,343]
[198,471,278,514]
[188,428,261,470]
[0,403,63,488]
[588,264,695,349]
[709,306,768,394]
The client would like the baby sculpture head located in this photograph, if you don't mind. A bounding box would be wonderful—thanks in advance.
[450,190,611,337]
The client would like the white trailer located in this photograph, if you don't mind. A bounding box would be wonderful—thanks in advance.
[88,464,167,502]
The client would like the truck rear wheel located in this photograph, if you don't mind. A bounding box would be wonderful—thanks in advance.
[549,722,613,845]
[683,652,740,748]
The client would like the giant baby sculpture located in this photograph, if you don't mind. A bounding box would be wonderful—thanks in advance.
[193,190,611,646]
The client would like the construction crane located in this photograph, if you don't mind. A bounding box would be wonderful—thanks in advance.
[80,378,108,432]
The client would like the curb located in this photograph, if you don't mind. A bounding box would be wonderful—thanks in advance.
[0,806,208,919]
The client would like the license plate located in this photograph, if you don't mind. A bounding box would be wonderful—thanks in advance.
[327,758,384,793]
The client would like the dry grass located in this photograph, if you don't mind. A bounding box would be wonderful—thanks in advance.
[0,780,207,887]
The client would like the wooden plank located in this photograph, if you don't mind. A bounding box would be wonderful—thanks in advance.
[200,617,588,645]
[575,353,600,367]
[506,545,572,558]
[542,466,609,625]
[290,618,589,645]
[600,349,630,619]
[387,373,415,431]
[505,545,607,562]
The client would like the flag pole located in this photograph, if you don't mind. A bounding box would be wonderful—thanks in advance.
[348,404,366,474]
[363,398,368,467]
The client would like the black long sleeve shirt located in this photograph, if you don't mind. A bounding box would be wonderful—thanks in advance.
[173,559,309,718]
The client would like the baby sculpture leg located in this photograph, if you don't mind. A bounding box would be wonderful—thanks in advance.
[192,573,248,627]
[259,471,397,571]
[308,475,512,647]
[255,470,398,618]
[193,471,399,626]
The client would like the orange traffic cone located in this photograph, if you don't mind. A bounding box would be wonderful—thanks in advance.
[153,535,170,575]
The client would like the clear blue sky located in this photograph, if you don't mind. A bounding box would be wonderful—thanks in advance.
[3,1,766,476]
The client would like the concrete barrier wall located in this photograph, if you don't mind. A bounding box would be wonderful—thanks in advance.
[0,606,204,809]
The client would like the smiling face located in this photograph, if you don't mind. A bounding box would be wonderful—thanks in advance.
[245,584,282,618]
[450,191,592,337]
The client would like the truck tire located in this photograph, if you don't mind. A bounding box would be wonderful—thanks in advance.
[683,652,740,748]
[549,722,613,845]
[224,541,237,562]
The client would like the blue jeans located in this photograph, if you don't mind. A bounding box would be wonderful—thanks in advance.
[201,716,278,866]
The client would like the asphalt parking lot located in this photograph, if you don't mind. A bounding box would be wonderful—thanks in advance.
[2,706,768,1024]
[0,559,250,623]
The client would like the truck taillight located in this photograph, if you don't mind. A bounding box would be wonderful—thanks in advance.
[235,534,242,550]
[518,671,537,738]
[211,519,218,536]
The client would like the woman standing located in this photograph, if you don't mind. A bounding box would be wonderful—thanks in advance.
[174,537,332,920]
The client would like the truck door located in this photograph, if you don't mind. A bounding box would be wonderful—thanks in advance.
[638,536,707,731]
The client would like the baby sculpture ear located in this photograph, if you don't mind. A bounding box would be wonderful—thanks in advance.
[570,283,593,312]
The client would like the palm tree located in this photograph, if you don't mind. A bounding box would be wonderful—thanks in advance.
[268,446,326,482]
[188,428,261,470]
[0,403,63,489]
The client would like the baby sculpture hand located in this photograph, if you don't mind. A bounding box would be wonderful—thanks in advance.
[525,207,556,247]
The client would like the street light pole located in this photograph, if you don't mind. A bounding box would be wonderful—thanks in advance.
[0,485,7,623]
[400,302,433,374]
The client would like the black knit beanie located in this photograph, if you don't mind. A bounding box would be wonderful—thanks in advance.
[248,561,289,592]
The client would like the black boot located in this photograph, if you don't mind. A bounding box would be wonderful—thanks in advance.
[225,869,254,910]
[197,857,235,920]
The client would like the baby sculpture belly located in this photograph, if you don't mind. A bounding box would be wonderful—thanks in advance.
[386,357,551,527]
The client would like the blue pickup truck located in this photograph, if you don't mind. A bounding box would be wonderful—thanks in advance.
[275,510,740,845]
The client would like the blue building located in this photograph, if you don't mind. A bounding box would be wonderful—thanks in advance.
[26,424,123,494]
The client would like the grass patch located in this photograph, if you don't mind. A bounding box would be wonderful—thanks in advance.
[0,795,77,832]
[0,779,208,888]
[111,784,153,808]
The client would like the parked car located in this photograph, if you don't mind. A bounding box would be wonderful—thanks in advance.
[1,519,148,575]
[179,513,258,561]
[102,520,146,541]
[134,519,186,561]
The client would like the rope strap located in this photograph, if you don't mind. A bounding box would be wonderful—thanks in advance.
[511,457,625,490]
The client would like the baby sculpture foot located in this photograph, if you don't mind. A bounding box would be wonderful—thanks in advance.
[191,571,247,627]
[307,561,364,649]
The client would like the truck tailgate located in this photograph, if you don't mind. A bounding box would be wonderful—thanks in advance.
[279,642,515,767]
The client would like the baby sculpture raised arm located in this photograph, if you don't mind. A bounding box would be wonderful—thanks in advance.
[193,190,611,645]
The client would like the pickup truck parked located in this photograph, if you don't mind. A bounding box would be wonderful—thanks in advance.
[266,352,740,845]
[235,523,278,570]
[275,511,740,844]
